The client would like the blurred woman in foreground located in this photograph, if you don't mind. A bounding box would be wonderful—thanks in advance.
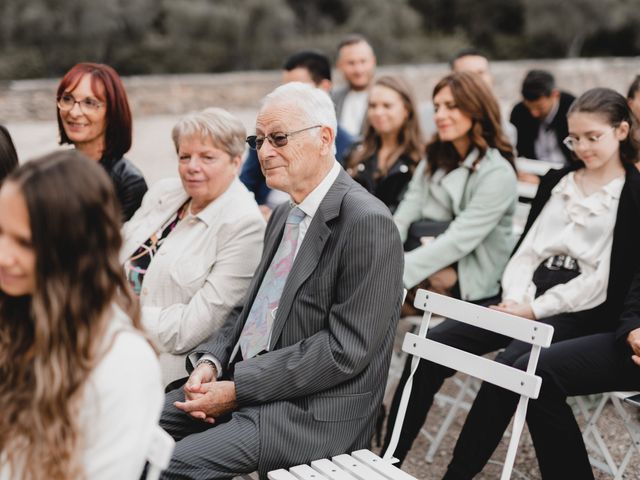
[0,150,162,479]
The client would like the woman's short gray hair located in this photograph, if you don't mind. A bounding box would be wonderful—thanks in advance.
[262,82,337,153]
[172,107,246,158]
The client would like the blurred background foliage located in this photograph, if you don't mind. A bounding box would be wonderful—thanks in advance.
[1,0,639,80]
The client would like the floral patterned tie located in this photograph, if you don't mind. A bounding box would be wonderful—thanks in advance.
[239,206,306,359]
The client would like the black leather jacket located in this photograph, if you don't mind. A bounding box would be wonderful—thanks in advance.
[99,156,148,221]
[351,152,416,212]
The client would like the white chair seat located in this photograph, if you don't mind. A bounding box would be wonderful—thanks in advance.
[268,450,416,480]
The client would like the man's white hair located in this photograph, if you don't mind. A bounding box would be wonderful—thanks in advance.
[262,82,337,155]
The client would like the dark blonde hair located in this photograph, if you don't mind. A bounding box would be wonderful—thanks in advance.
[0,150,143,479]
[348,75,423,173]
[426,71,514,174]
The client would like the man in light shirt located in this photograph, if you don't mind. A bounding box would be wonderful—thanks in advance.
[331,34,377,138]
[156,82,403,479]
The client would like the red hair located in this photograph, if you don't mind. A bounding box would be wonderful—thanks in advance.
[57,63,132,160]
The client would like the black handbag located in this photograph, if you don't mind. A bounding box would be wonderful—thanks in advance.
[404,219,451,251]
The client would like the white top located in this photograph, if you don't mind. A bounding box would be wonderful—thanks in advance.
[339,90,368,137]
[0,306,163,480]
[122,177,265,385]
[534,101,566,165]
[502,172,624,319]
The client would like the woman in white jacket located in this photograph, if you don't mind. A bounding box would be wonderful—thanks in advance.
[0,151,162,480]
[122,108,265,387]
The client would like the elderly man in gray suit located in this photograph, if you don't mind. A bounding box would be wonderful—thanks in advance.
[157,82,404,479]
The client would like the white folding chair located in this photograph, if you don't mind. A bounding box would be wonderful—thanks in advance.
[384,289,554,479]
[145,426,176,480]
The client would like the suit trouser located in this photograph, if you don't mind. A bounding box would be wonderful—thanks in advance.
[159,387,260,480]
[442,312,612,480]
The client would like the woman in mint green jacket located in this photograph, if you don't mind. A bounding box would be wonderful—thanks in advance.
[383,71,517,461]
[394,71,517,302]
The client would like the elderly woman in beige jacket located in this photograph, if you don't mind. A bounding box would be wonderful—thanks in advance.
[121,108,265,386]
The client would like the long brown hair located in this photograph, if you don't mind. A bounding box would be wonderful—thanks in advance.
[348,75,423,173]
[426,71,514,174]
[0,150,142,479]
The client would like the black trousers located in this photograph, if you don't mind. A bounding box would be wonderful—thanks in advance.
[442,313,620,479]
[452,331,640,480]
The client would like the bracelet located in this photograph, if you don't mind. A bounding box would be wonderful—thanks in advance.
[196,358,216,372]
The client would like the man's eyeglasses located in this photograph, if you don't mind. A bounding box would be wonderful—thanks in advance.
[57,93,104,114]
[562,127,615,151]
[246,125,322,150]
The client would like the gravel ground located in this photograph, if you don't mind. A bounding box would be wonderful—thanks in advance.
[381,319,640,479]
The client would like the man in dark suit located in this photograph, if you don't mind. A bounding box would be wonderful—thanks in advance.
[158,82,404,479]
[510,70,575,168]
[240,50,355,213]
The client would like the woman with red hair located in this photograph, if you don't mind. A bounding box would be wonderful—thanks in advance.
[56,62,147,221]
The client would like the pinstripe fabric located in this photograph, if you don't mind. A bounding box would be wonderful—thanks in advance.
[162,169,404,479]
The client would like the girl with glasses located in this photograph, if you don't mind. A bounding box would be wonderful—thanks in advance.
[56,62,147,221]
[439,88,640,479]
[0,150,162,479]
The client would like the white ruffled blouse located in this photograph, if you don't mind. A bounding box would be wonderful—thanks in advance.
[501,171,624,319]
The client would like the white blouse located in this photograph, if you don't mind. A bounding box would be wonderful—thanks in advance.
[502,172,624,319]
[0,306,163,480]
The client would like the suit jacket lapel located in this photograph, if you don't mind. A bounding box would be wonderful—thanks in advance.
[268,170,351,349]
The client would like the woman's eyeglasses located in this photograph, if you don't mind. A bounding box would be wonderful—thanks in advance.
[246,125,321,150]
[57,94,104,114]
[562,127,616,151]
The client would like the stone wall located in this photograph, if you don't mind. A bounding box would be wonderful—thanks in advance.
[1,57,639,122]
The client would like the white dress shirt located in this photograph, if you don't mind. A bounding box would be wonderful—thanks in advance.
[340,90,368,137]
[502,172,624,319]
[534,100,566,165]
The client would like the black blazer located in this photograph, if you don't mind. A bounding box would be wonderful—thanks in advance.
[515,162,640,343]
[510,91,576,165]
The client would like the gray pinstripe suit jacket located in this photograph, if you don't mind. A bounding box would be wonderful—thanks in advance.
[190,169,404,475]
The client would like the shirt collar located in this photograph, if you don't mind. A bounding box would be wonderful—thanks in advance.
[295,161,341,220]
[188,177,242,227]
[542,99,560,127]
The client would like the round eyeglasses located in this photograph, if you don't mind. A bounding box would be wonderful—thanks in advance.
[562,127,615,151]
[246,125,322,150]
[57,93,104,114]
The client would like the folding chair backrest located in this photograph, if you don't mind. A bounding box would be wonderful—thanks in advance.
[384,289,554,480]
